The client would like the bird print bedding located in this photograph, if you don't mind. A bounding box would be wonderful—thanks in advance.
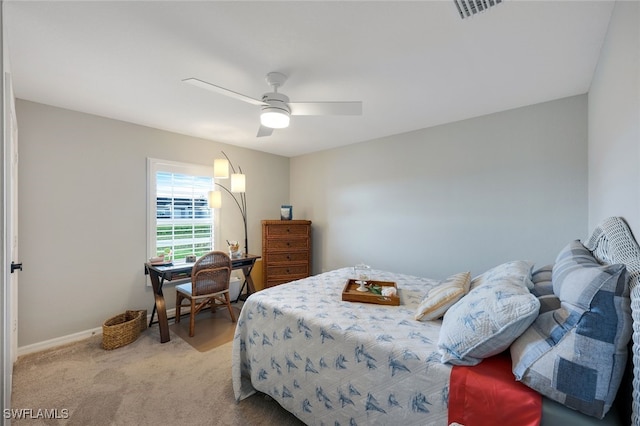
[231,267,453,425]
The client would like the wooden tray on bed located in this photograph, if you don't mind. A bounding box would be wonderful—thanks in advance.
[342,279,400,306]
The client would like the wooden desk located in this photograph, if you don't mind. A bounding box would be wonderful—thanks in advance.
[145,253,260,343]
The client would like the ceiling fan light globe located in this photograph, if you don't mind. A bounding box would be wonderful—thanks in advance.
[261,109,290,129]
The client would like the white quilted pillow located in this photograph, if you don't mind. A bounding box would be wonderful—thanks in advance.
[470,260,534,290]
[414,272,471,321]
[438,275,540,366]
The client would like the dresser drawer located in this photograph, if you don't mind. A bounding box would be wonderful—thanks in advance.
[265,224,309,237]
[267,264,309,277]
[265,238,309,251]
[265,274,308,288]
[266,251,309,264]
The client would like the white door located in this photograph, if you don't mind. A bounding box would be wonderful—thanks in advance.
[2,67,19,421]
[6,72,18,360]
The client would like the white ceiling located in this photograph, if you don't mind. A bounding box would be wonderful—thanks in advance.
[4,1,614,157]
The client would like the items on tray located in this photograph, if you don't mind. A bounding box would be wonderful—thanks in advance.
[342,278,400,305]
[353,263,371,291]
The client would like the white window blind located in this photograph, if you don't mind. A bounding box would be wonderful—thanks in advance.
[147,158,215,262]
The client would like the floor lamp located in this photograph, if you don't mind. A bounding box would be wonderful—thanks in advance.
[208,151,248,255]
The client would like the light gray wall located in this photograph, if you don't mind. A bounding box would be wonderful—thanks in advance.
[16,100,289,346]
[291,95,588,280]
[588,0,640,233]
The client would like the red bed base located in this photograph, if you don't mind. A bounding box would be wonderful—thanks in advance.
[449,352,542,426]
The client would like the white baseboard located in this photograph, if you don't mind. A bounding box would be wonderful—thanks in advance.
[16,310,176,357]
[17,327,103,357]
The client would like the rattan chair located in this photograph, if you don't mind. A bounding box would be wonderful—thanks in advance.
[175,251,236,337]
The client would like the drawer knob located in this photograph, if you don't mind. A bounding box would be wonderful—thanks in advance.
[286,255,291,260]
[286,228,291,233]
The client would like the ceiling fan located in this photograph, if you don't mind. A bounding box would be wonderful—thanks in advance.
[183,72,362,137]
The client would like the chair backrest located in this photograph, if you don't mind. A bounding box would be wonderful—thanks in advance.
[191,251,232,296]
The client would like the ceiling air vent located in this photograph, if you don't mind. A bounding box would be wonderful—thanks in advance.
[454,0,503,19]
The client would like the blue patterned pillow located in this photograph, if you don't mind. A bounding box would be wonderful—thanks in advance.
[438,270,539,366]
[511,240,631,419]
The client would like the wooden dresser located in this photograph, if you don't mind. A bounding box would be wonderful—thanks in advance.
[262,220,312,288]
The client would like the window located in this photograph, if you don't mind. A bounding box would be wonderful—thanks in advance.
[147,158,216,263]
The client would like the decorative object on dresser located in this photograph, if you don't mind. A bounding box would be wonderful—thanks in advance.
[280,204,292,220]
[261,220,311,288]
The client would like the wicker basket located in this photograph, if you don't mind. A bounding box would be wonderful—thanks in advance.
[126,309,148,333]
[102,310,145,350]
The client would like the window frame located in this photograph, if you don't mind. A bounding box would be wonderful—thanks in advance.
[146,158,218,262]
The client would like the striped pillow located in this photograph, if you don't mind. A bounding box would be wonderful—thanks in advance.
[531,264,554,297]
[414,272,471,321]
[531,264,559,314]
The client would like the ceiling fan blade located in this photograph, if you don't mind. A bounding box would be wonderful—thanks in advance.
[182,78,267,107]
[256,125,274,138]
[289,101,362,116]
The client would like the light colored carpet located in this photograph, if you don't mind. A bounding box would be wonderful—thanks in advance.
[10,324,305,425]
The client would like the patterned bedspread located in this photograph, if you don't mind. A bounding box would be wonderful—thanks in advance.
[231,267,453,425]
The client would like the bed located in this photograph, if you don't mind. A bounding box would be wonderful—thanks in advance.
[232,216,638,425]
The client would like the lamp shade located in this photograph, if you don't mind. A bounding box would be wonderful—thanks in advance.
[208,190,222,208]
[213,158,229,179]
[260,108,290,129]
[230,173,246,193]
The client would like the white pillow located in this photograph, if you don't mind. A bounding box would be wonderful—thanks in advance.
[470,260,534,290]
[414,272,471,321]
[438,277,540,366]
